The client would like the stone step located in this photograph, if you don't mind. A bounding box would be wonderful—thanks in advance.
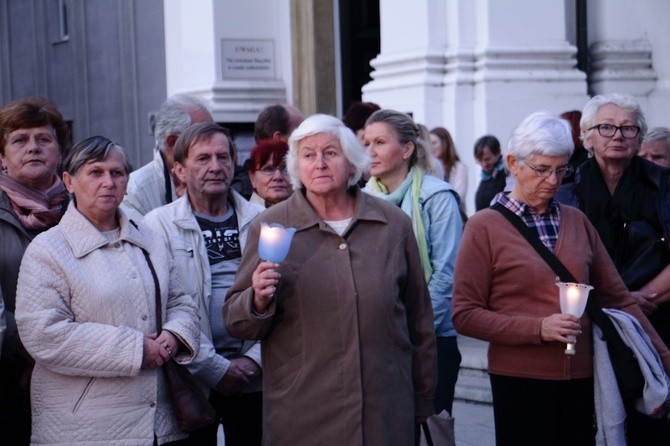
[455,365,492,404]
[455,336,492,405]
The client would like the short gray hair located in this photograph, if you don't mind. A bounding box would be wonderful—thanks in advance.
[63,135,131,176]
[506,111,574,164]
[643,127,670,146]
[286,114,370,190]
[154,94,211,152]
[580,93,647,154]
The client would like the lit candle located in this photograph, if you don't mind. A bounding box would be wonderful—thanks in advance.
[556,282,593,355]
[258,223,296,263]
[566,285,581,314]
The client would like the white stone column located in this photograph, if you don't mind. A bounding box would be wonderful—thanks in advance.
[587,0,669,127]
[364,0,588,214]
[163,0,293,122]
[468,0,587,138]
[441,0,478,213]
[643,0,670,127]
[361,0,448,124]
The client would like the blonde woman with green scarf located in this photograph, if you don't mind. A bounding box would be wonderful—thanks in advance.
[363,109,463,417]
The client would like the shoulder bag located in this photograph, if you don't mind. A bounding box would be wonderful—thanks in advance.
[415,410,455,446]
[491,203,645,405]
[141,249,217,432]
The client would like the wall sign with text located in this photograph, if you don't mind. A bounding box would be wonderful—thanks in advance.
[221,39,276,80]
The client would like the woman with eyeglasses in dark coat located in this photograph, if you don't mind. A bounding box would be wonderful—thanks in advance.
[556,93,670,445]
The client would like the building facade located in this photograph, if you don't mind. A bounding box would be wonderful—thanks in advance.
[363,0,670,212]
[1,0,668,212]
[0,0,167,169]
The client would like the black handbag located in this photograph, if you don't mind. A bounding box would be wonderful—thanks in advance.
[492,203,645,405]
[141,250,217,433]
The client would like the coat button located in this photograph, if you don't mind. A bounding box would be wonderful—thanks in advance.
[141,314,148,321]
[338,243,347,250]
[149,402,156,408]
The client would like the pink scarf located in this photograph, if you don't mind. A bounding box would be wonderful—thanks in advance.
[0,172,67,230]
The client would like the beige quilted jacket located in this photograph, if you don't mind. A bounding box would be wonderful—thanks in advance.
[15,203,200,445]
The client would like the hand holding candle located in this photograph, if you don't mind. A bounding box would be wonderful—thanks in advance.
[556,282,593,355]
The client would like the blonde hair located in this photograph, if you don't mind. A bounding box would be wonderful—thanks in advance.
[366,110,438,175]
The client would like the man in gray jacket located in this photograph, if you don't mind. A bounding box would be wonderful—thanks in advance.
[145,123,264,445]
[122,94,213,221]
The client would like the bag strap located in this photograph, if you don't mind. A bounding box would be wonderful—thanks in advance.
[414,421,434,446]
[128,219,163,332]
[491,203,576,281]
[141,249,163,333]
[490,203,623,335]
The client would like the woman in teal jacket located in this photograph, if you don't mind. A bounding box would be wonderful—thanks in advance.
[363,109,463,415]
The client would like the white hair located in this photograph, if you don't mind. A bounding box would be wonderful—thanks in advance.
[643,127,670,146]
[286,114,370,190]
[154,94,211,152]
[580,93,647,154]
[506,111,574,165]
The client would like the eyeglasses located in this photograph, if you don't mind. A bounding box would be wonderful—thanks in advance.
[256,166,288,176]
[523,161,574,179]
[589,124,641,139]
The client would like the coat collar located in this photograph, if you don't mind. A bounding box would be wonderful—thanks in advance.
[574,155,666,192]
[171,188,263,231]
[282,187,390,232]
[59,201,150,258]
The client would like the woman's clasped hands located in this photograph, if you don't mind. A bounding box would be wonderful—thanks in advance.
[142,330,179,370]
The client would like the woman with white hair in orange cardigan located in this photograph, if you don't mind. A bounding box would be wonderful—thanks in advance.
[452,111,670,446]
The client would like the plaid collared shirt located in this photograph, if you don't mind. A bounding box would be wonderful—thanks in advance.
[495,192,561,252]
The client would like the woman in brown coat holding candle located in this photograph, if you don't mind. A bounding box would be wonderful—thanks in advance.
[224,114,437,445]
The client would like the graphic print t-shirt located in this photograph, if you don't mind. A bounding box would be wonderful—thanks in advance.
[195,204,242,354]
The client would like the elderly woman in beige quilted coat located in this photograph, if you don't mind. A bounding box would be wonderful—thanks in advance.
[15,136,200,445]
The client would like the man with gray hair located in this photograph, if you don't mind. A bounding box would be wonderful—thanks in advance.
[145,123,264,445]
[641,127,670,168]
[122,94,214,220]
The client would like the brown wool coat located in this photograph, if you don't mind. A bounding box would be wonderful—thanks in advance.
[224,189,437,445]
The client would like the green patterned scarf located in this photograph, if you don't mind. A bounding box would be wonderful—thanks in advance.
[366,165,432,282]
